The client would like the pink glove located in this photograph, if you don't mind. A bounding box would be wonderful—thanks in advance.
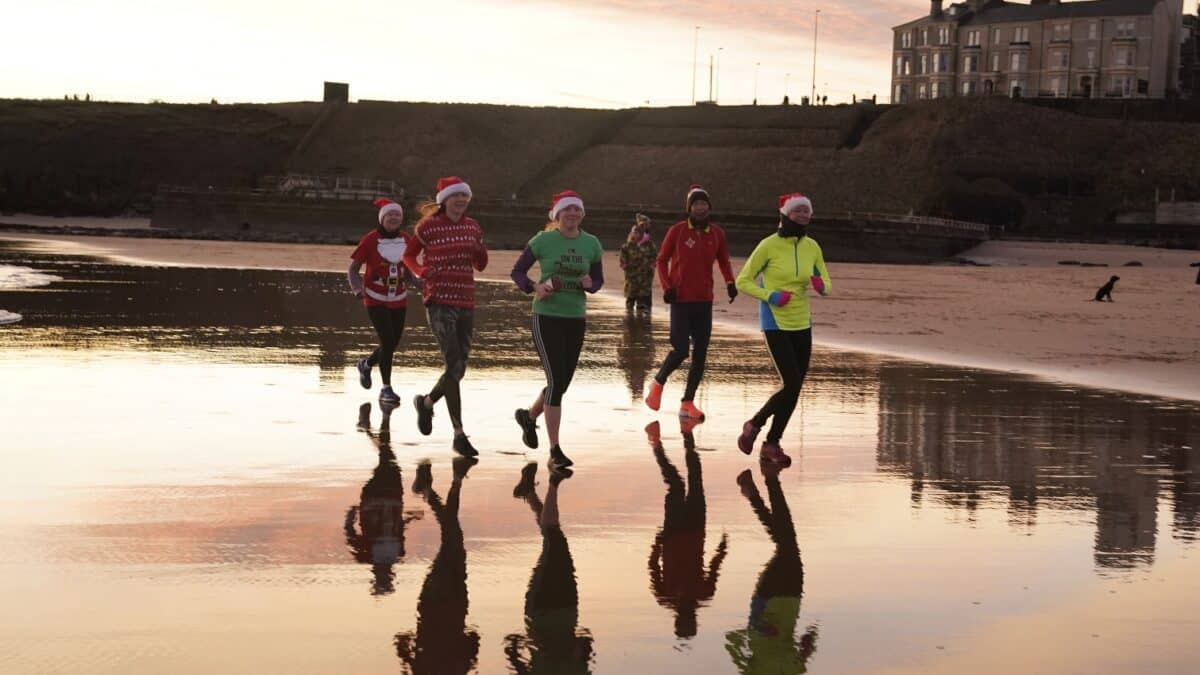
[810,275,825,294]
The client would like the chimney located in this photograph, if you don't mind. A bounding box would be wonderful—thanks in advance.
[931,0,943,16]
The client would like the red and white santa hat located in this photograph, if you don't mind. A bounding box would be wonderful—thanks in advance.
[685,183,711,210]
[778,192,814,216]
[374,197,403,224]
[435,176,473,205]
[548,190,585,221]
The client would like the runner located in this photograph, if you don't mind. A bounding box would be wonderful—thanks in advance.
[646,184,737,421]
[734,193,831,465]
[347,198,413,405]
[511,190,604,470]
[402,177,489,457]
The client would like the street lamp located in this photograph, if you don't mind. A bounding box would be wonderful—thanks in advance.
[716,47,724,103]
[785,72,791,104]
[811,9,820,105]
[754,61,761,105]
[692,26,700,104]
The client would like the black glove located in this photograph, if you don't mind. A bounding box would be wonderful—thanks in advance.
[726,282,738,303]
[663,287,678,304]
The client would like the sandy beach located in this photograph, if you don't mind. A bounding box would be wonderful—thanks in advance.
[4,231,1199,401]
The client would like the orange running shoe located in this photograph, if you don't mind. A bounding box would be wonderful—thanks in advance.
[645,380,664,411]
[679,401,706,421]
[644,420,662,447]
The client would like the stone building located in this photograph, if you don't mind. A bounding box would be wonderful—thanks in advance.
[891,0,1186,102]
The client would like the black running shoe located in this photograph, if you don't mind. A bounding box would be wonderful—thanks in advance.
[453,434,479,457]
[513,461,538,499]
[414,395,433,436]
[412,460,432,495]
[357,357,372,389]
[356,402,371,431]
[548,444,573,470]
[515,408,539,449]
[379,386,400,405]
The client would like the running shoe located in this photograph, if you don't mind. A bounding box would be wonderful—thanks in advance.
[736,468,756,498]
[678,401,705,421]
[515,408,539,449]
[644,421,662,448]
[412,460,432,495]
[759,441,793,467]
[548,444,574,470]
[513,461,538,499]
[357,357,372,389]
[414,395,433,436]
[645,380,664,411]
[379,386,400,405]
[452,455,479,479]
[356,402,371,432]
[453,434,479,458]
[737,420,761,455]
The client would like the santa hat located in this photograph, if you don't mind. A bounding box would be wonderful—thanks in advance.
[548,190,585,221]
[685,184,711,210]
[435,176,472,205]
[374,197,403,224]
[778,193,814,216]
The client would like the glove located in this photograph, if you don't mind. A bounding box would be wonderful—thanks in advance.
[663,287,678,304]
[726,282,738,303]
[810,275,825,295]
[768,290,793,307]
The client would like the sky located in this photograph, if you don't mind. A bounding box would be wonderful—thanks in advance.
[2,0,1198,108]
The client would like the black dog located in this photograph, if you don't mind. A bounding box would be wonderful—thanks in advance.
[1094,275,1119,302]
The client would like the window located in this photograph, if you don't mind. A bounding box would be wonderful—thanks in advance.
[938,26,950,45]
[904,57,912,75]
[901,31,913,48]
[920,54,928,74]
[967,30,980,46]
[918,83,928,99]
[896,56,904,75]
[931,81,942,99]
[922,28,929,45]
[991,52,1001,72]
[1086,48,1097,68]
[1112,75,1132,96]
[1049,77,1066,97]
[993,29,1001,45]
[963,80,977,96]
[895,84,909,103]
[1088,22,1099,40]
[1053,50,1069,68]
[964,55,978,73]
[937,52,949,73]
[1053,23,1070,41]
[1014,26,1029,43]
[1116,21,1135,39]
[1010,52,1027,71]
[1114,48,1134,66]
[1010,79,1026,97]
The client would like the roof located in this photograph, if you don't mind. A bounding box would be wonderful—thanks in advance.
[893,0,1161,30]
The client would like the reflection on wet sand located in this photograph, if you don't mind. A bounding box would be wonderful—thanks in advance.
[646,420,727,639]
[346,402,418,595]
[617,315,656,401]
[395,458,481,675]
[505,464,594,674]
[726,465,818,674]
[877,363,1200,571]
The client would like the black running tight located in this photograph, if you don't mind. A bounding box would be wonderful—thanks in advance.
[655,301,713,402]
[751,329,812,443]
[427,304,474,429]
[532,313,586,407]
[366,305,407,386]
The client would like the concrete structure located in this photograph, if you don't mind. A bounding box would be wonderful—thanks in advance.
[1183,14,1200,97]
[892,0,1185,103]
[323,82,349,103]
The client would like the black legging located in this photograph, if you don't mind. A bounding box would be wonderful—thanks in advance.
[427,305,474,430]
[532,314,586,407]
[752,329,813,443]
[654,301,712,402]
[367,306,407,386]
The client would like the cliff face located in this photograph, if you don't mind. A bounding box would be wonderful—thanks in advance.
[2,97,1196,231]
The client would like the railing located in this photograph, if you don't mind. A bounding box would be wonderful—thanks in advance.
[849,212,991,235]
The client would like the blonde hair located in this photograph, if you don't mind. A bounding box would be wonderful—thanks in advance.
[543,220,559,232]
[414,199,445,238]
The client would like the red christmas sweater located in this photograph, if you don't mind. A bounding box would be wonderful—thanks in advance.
[402,214,489,308]
[351,229,412,309]
[655,219,735,303]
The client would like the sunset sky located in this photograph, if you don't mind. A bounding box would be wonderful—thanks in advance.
[4,0,1198,108]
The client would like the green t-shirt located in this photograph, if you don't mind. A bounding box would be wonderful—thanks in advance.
[528,229,604,318]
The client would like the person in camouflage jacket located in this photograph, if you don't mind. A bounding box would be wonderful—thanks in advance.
[619,213,656,313]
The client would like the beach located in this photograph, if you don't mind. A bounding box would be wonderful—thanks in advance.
[6,231,1198,401]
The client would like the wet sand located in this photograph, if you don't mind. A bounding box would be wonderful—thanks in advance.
[2,240,1199,673]
[5,232,1199,401]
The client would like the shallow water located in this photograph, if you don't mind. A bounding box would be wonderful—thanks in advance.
[0,238,1197,674]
